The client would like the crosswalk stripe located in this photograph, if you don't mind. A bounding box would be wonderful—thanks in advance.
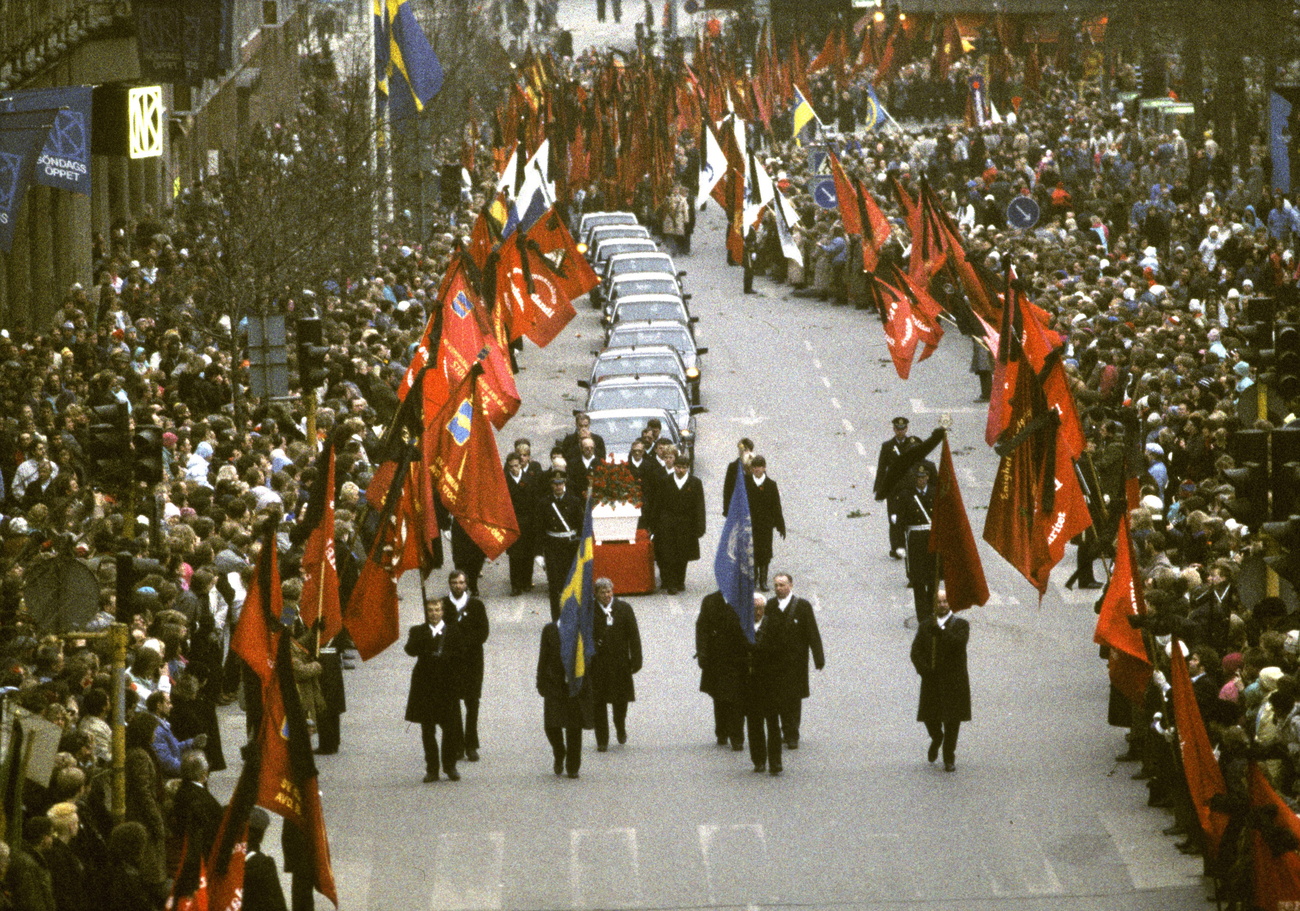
[571,827,641,908]
[699,823,770,906]
[430,832,505,910]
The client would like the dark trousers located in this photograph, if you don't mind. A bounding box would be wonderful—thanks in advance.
[461,697,480,752]
[612,0,621,20]
[779,697,803,745]
[593,699,628,749]
[508,540,535,591]
[291,873,313,911]
[713,698,744,746]
[746,710,782,771]
[544,538,579,613]
[596,0,605,20]
[421,720,459,775]
[924,719,961,764]
[655,553,689,591]
[545,723,582,774]
[316,707,340,754]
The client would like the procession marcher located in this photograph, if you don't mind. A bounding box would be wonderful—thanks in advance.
[590,578,642,751]
[696,590,747,750]
[745,593,786,776]
[768,573,823,749]
[909,590,970,772]
[539,471,584,613]
[242,808,288,911]
[403,597,463,782]
[651,456,706,594]
[505,451,541,595]
[721,438,754,515]
[537,602,592,778]
[875,417,921,559]
[893,462,938,622]
[442,570,489,762]
[746,456,786,592]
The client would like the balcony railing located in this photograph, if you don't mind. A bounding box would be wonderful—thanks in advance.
[0,0,131,89]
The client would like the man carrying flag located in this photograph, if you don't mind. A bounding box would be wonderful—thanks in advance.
[537,499,596,778]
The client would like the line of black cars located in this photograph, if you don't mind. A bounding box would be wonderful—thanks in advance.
[572,211,707,464]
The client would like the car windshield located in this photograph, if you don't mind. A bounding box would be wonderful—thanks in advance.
[608,326,691,352]
[590,226,648,243]
[589,384,687,414]
[592,355,682,381]
[611,278,677,298]
[582,214,636,235]
[588,415,676,452]
[610,257,671,277]
[596,242,656,266]
[614,301,687,323]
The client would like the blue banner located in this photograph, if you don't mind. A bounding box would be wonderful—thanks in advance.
[0,87,91,195]
[1272,91,1292,196]
[714,471,756,643]
[0,108,60,252]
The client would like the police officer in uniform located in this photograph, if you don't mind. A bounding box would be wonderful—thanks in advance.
[538,471,584,614]
[893,462,938,622]
[876,417,921,559]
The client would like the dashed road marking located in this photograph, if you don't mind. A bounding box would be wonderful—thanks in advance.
[910,397,983,415]
[431,832,505,910]
[842,419,854,433]
[821,377,831,388]
[812,357,822,369]
[856,441,867,456]
[803,339,813,351]
[831,397,841,409]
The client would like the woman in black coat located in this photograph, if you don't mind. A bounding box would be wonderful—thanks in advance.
[404,599,464,782]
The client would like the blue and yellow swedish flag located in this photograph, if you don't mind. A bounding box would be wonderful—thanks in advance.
[792,86,818,144]
[557,499,596,696]
[865,85,891,132]
[375,0,444,121]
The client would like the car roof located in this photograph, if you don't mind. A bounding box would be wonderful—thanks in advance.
[590,372,688,391]
[595,238,657,254]
[585,407,682,438]
[611,294,687,307]
[589,223,649,236]
[609,272,678,285]
[579,212,637,227]
[608,320,693,336]
[595,344,683,361]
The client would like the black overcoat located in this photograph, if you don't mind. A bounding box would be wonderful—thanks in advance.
[444,595,489,700]
[772,596,823,699]
[403,623,463,728]
[910,615,971,723]
[591,599,642,703]
[652,474,706,562]
[696,591,747,702]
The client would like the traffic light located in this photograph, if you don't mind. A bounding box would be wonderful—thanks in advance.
[1264,517,1300,588]
[1273,426,1300,520]
[1277,323,1300,401]
[86,403,130,485]
[1239,322,1275,369]
[132,425,164,485]
[1225,428,1270,529]
[296,317,328,391]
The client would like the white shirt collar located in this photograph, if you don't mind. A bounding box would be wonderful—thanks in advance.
[934,611,951,629]
[448,592,468,612]
[674,472,688,488]
[509,470,522,483]
[752,474,766,486]
[777,594,793,612]
[428,620,445,636]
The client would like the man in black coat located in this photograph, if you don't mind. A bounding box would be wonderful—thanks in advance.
[721,438,754,514]
[442,570,489,762]
[537,471,584,614]
[651,456,706,594]
[505,452,541,595]
[909,590,970,771]
[590,578,642,751]
[167,752,223,893]
[560,411,607,466]
[696,591,747,750]
[243,807,288,911]
[746,456,786,592]
[876,417,920,559]
[768,573,823,748]
[537,602,592,778]
[745,594,786,775]
[403,598,464,782]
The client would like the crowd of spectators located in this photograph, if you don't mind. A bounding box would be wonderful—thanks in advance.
[5,10,1300,907]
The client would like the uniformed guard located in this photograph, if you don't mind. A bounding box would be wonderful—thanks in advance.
[894,462,938,622]
[538,470,583,614]
[876,416,921,559]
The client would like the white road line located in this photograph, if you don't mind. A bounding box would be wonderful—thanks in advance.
[831,397,841,409]
[910,397,983,415]
[570,828,641,909]
[842,419,854,433]
[856,441,867,456]
[980,826,1063,897]
[812,357,822,369]
[803,339,813,351]
[698,824,767,907]
[431,832,504,910]
[821,377,831,388]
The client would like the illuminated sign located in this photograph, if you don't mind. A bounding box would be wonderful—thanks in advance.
[128,86,162,159]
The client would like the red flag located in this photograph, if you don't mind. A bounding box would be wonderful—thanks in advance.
[828,151,862,236]
[1092,512,1152,702]
[166,836,209,911]
[437,255,520,430]
[256,632,338,906]
[1169,639,1229,856]
[928,436,988,612]
[893,265,945,361]
[872,276,920,380]
[807,26,842,75]
[205,820,247,911]
[985,276,1023,447]
[344,456,410,661]
[425,370,520,560]
[298,445,342,645]
[1249,764,1300,909]
[982,332,1056,595]
[527,208,600,302]
[230,538,280,688]
[500,209,595,348]
[858,178,892,273]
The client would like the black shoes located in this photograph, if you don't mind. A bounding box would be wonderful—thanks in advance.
[445,769,461,781]
[617,728,627,745]
[785,739,798,750]
[944,762,956,772]
[717,736,728,746]
[466,749,480,762]
[928,741,940,763]
[554,757,564,776]
[597,744,608,753]
[730,741,745,751]
[567,771,580,779]
[753,763,766,773]
[768,766,782,776]
[423,772,438,782]
[1079,581,1103,590]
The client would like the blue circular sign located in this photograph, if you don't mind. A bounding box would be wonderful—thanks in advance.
[812,177,837,210]
[1006,196,1040,230]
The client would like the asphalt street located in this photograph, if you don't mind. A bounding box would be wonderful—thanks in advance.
[210,5,1215,909]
